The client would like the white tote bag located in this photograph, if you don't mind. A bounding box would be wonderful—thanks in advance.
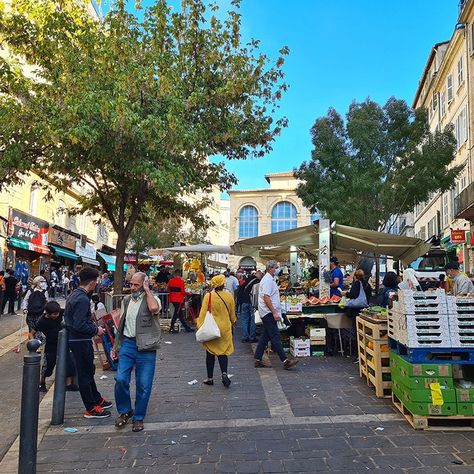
[196,292,221,343]
[254,309,262,325]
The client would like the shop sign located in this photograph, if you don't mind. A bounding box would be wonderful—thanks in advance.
[49,227,78,250]
[75,242,97,259]
[8,208,49,245]
[451,230,466,245]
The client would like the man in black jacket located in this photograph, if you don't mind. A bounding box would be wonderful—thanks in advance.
[1,269,18,315]
[64,267,111,419]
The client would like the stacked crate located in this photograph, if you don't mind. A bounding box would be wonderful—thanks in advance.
[389,290,450,348]
[447,297,474,348]
[357,316,391,398]
[390,351,458,416]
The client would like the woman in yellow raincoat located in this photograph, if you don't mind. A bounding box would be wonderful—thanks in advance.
[197,275,236,387]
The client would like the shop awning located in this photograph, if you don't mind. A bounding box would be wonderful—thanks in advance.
[50,245,78,260]
[79,256,100,267]
[98,251,116,271]
[8,237,51,255]
[232,223,432,267]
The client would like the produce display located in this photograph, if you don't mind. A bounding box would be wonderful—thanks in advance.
[360,306,388,320]
[303,295,341,305]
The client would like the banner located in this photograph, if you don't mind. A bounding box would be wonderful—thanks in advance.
[451,230,466,245]
[8,208,49,246]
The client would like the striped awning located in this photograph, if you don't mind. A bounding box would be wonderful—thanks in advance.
[8,237,51,255]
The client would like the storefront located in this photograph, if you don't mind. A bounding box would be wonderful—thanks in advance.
[49,225,80,271]
[98,251,117,272]
[0,216,7,271]
[75,241,100,268]
[6,208,51,280]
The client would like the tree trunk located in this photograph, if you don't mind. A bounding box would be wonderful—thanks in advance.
[114,231,127,295]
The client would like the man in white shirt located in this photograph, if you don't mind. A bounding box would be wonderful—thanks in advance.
[254,260,298,370]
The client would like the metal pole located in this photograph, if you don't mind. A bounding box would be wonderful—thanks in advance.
[19,339,42,474]
[51,327,68,426]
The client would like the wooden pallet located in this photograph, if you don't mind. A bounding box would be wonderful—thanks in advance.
[392,392,474,431]
[357,317,391,398]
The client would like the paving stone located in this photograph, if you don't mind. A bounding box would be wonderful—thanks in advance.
[283,458,329,472]
[260,459,286,473]
[325,455,377,470]
[373,454,423,469]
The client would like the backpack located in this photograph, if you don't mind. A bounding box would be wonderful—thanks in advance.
[28,290,47,315]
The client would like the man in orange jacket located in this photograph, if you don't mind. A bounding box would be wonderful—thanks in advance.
[167,270,193,333]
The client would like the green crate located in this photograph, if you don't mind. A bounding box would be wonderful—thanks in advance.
[391,365,454,389]
[393,386,458,416]
[392,377,456,403]
[455,387,474,403]
[457,403,474,416]
[389,351,452,378]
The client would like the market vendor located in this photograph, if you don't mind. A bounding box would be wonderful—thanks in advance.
[444,262,474,295]
[329,256,344,297]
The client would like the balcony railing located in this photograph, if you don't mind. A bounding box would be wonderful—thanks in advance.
[456,181,474,220]
[460,0,468,15]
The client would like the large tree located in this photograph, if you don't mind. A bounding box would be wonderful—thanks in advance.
[0,0,288,292]
[296,98,461,232]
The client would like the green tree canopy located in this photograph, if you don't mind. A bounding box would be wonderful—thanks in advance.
[0,0,288,292]
[296,98,460,231]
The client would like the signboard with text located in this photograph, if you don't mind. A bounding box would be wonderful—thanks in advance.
[451,230,466,245]
[8,208,49,245]
[49,227,78,250]
[318,219,330,299]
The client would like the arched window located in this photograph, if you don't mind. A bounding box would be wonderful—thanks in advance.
[310,210,321,224]
[239,205,258,238]
[271,201,297,233]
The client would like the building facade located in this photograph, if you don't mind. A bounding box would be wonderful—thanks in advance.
[412,12,473,270]
[228,172,319,268]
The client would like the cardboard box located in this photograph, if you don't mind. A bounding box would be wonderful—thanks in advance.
[305,327,326,338]
[390,364,454,389]
[290,347,310,358]
[290,337,310,350]
[389,351,453,378]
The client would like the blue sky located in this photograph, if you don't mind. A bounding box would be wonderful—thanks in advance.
[104,1,459,193]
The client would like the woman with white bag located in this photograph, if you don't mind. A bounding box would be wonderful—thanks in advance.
[196,275,236,388]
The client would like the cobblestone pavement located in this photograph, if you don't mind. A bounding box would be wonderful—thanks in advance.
[4,330,474,472]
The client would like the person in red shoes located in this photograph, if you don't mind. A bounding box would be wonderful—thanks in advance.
[167,269,193,333]
[64,267,112,419]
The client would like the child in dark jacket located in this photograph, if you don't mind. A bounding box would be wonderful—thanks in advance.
[36,301,78,393]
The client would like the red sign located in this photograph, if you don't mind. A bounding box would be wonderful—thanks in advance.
[8,208,49,246]
[451,230,466,244]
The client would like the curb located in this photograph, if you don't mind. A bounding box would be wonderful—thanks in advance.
[0,328,29,358]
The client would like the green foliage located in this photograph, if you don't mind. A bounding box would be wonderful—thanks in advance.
[296,98,460,231]
[0,0,288,291]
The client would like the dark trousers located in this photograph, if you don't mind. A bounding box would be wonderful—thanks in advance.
[69,340,102,411]
[206,351,228,379]
[1,293,16,314]
[42,346,76,378]
[254,313,287,362]
[170,302,190,330]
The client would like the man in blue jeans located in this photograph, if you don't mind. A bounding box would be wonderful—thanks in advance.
[111,272,161,432]
[254,261,298,370]
[239,270,262,342]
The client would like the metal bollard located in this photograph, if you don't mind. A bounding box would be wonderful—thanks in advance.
[19,339,42,474]
[51,328,68,426]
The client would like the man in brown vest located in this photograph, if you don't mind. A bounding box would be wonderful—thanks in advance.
[111,272,161,432]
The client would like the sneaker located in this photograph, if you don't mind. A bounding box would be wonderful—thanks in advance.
[99,398,113,409]
[222,373,231,388]
[84,405,111,419]
[39,384,47,393]
[254,359,272,368]
[66,384,80,392]
[283,359,299,370]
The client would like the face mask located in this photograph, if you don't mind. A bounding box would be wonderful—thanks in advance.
[40,282,47,290]
[132,290,144,299]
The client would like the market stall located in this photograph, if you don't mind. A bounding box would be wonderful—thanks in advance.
[232,220,432,359]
